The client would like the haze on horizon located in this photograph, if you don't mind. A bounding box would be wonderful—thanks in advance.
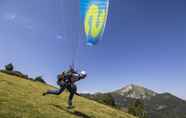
[0,0,185,99]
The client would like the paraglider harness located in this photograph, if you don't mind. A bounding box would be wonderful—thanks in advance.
[57,68,84,87]
[56,69,84,96]
[57,72,71,86]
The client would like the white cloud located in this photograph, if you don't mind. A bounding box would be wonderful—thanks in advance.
[79,90,94,94]
[56,34,63,40]
[2,12,34,31]
[3,12,17,21]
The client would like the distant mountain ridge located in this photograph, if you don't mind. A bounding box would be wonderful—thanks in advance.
[114,84,157,99]
[81,84,186,118]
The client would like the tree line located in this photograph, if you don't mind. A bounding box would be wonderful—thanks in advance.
[0,63,46,84]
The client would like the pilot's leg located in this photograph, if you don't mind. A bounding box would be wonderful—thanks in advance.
[67,84,77,108]
[43,84,66,96]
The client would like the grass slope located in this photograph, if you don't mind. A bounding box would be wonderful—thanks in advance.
[0,72,136,118]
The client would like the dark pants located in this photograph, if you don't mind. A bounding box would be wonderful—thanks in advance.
[46,82,77,106]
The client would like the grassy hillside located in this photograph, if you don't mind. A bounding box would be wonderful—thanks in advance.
[0,72,136,118]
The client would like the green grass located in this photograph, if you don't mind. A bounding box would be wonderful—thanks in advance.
[0,72,137,118]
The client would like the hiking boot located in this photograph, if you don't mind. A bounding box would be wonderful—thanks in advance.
[67,105,74,109]
[42,92,47,96]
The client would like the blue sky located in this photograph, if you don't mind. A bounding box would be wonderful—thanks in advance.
[0,0,185,99]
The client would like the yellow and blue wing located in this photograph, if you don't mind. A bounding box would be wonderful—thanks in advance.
[80,0,109,46]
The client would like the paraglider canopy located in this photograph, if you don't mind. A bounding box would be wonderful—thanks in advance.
[80,0,109,46]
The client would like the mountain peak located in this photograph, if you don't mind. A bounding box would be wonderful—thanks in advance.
[114,84,157,99]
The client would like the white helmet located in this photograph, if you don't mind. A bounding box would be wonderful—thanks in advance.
[80,70,87,76]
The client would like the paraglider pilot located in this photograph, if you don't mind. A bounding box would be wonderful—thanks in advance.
[42,67,87,109]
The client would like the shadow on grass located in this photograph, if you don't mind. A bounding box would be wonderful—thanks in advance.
[51,104,91,118]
